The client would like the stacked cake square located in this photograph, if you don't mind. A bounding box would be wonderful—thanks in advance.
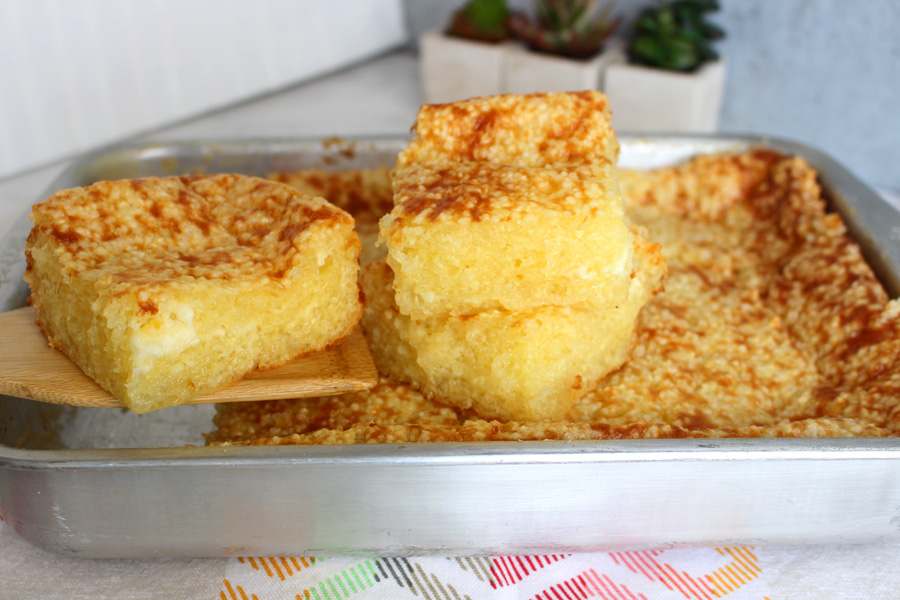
[365,91,665,421]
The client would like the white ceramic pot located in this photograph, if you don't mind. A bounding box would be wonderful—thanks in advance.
[603,53,726,133]
[503,42,622,95]
[419,29,515,104]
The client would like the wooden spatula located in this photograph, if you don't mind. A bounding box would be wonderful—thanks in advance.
[0,307,378,409]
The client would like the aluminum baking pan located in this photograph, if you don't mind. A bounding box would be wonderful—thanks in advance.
[1,135,899,558]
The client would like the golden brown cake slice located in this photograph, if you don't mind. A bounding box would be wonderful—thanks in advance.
[361,234,665,421]
[382,91,632,319]
[381,160,634,318]
[25,174,363,413]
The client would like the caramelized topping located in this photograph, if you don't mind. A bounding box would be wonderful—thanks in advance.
[402,91,619,167]
[29,174,352,286]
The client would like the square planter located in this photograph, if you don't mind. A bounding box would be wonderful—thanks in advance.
[504,42,622,95]
[419,29,516,104]
[603,53,726,133]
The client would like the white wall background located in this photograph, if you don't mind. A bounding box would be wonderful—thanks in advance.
[0,0,407,178]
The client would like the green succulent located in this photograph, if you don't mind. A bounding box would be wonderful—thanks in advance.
[628,0,725,72]
[508,0,621,60]
[446,0,512,43]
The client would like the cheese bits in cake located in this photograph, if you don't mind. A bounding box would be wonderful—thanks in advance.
[25,174,363,413]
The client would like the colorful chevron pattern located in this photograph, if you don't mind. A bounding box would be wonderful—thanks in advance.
[219,547,769,599]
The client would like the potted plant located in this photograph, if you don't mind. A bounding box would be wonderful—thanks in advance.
[419,0,516,104]
[603,0,726,133]
[419,0,622,104]
[504,0,622,94]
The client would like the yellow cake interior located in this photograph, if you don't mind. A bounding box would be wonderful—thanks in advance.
[363,234,664,421]
[383,91,633,319]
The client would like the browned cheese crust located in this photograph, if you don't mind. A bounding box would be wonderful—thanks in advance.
[207,150,900,444]
[27,174,354,286]
[397,90,619,167]
[266,167,393,236]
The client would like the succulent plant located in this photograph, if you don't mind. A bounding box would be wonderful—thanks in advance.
[627,0,725,72]
[507,0,621,60]
[446,0,512,43]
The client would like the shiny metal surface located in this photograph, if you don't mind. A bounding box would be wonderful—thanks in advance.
[1,135,899,558]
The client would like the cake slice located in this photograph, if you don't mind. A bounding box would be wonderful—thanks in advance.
[395,90,620,168]
[381,91,632,319]
[381,163,634,319]
[361,235,666,422]
[381,159,633,318]
[25,174,363,413]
